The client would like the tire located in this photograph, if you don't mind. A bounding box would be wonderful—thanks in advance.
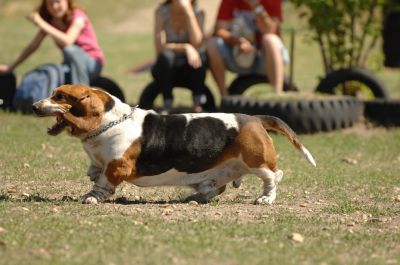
[316,67,389,99]
[364,99,400,127]
[90,76,125,103]
[220,95,364,134]
[138,81,216,112]
[228,74,298,95]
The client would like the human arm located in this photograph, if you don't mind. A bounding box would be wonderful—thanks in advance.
[0,31,45,74]
[27,11,85,48]
[214,21,255,54]
[245,0,279,35]
[177,0,203,48]
[153,4,203,68]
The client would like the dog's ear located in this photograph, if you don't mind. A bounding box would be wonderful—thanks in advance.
[69,94,91,117]
[91,89,115,112]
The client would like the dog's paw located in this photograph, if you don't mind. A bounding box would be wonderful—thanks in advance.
[82,196,99,204]
[255,194,276,205]
[183,193,210,204]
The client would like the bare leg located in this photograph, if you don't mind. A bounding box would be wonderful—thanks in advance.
[206,38,228,96]
[261,34,284,94]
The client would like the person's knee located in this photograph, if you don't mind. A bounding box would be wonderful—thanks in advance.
[261,34,281,50]
[157,50,175,67]
[62,45,81,58]
[152,51,175,79]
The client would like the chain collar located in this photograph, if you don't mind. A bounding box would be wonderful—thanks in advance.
[82,106,137,142]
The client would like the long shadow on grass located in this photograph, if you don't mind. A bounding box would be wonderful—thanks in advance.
[0,193,201,205]
[112,196,184,205]
[0,193,78,203]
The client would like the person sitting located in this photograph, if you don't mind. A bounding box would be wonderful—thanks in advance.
[0,0,104,85]
[150,0,208,113]
[206,0,288,96]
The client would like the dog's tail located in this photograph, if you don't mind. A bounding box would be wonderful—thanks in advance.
[255,115,316,167]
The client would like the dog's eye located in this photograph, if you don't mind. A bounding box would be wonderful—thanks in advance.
[54,94,65,100]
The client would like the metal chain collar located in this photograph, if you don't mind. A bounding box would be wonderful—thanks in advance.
[82,106,137,142]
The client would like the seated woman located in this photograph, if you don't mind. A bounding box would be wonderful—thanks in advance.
[0,0,104,85]
[150,0,208,113]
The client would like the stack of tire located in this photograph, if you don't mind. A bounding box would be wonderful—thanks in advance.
[220,67,400,134]
[221,95,363,134]
[316,67,400,128]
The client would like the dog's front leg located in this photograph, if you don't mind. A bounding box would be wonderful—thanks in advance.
[87,164,102,182]
[82,174,116,204]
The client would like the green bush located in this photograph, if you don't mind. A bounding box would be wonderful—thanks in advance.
[291,0,387,73]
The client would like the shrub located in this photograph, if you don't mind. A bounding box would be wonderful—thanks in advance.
[291,0,387,74]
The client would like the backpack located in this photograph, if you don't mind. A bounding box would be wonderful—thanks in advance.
[13,63,65,113]
[0,72,17,111]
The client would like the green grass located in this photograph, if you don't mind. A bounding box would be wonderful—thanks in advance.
[1,1,400,265]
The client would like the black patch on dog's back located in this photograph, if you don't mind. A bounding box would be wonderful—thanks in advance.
[136,114,238,176]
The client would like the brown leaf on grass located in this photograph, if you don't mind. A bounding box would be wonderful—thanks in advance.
[30,248,52,259]
[288,232,304,243]
[0,227,6,233]
[342,157,358,165]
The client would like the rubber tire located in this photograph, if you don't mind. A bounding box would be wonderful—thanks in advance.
[228,74,298,95]
[90,76,125,103]
[138,81,216,112]
[220,95,364,134]
[316,67,389,99]
[364,99,400,127]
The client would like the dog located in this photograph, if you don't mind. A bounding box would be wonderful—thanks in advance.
[32,84,316,204]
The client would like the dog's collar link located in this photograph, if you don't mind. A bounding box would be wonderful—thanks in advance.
[82,106,137,142]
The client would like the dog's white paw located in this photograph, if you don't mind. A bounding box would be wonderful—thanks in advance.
[83,196,99,204]
[255,194,276,205]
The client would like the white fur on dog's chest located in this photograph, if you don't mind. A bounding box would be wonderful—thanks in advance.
[82,108,148,168]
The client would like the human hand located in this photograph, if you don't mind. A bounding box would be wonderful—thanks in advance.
[0,64,12,74]
[237,38,255,54]
[185,44,202,69]
[26,11,42,26]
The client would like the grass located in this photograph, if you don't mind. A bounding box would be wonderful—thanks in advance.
[1,1,400,265]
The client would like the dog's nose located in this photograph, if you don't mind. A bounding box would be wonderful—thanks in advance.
[32,104,40,113]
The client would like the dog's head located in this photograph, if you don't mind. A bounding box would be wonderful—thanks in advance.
[32,84,114,137]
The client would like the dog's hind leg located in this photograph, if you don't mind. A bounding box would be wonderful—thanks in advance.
[251,167,283,205]
[185,160,249,203]
[185,180,227,203]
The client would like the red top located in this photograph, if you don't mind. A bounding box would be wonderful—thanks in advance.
[43,9,105,65]
[217,0,282,21]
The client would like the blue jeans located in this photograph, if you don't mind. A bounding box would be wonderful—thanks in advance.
[62,45,102,85]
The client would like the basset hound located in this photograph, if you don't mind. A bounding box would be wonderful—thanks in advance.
[32,84,316,204]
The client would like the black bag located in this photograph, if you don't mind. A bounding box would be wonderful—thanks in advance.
[0,72,17,111]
